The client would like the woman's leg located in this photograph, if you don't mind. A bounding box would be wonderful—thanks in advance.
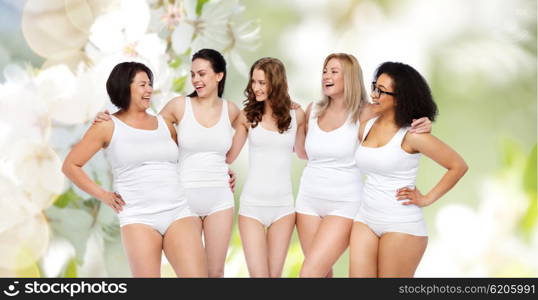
[121,224,163,277]
[299,216,353,277]
[163,216,208,277]
[349,221,379,277]
[296,213,334,277]
[238,215,269,277]
[267,213,296,277]
[296,213,323,272]
[378,232,428,277]
[203,208,234,277]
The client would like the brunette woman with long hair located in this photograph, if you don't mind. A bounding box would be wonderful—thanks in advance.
[226,57,307,277]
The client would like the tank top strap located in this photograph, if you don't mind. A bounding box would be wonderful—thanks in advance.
[110,114,130,132]
[307,102,318,132]
[389,126,410,147]
[220,99,230,126]
[156,114,169,135]
[307,102,317,120]
[109,114,120,126]
[184,97,194,121]
[361,117,378,144]
[155,114,163,125]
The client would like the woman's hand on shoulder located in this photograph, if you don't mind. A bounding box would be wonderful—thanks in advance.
[409,117,432,134]
[291,101,302,110]
[92,109,111,124]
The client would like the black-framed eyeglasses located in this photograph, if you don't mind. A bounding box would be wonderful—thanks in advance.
[371,82,397,97]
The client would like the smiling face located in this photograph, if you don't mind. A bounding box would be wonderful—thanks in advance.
[129,71,153,110]
[251,68,269,102]
[190,58,223,98]
[322,58,345,98]
[370,73,397,114]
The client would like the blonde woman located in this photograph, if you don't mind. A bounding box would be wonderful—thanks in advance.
[296,53,432,277]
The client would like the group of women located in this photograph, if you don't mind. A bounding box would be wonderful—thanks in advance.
[62,48,468,278]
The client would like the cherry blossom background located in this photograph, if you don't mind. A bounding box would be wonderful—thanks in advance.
[0,0,536,277]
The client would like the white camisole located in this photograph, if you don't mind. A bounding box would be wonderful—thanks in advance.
[354,117,423,223]
[240,110,297,206]
[176,97,233,188]
[297,104,362,202]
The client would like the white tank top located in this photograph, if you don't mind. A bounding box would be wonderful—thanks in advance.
[355,117,423,222]
[241,110,297,206]
[104,115,184,215]
[299,103,362,202]
[176,97,233,188]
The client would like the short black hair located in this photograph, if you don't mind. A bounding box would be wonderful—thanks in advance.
[374,62,438,127]
[188,48,227,98]
[106,62,153,110]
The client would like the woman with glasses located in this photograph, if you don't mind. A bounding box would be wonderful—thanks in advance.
[296,54,432,277]
[349,62,468,277]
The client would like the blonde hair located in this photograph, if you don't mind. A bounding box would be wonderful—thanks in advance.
[315,53,368,123]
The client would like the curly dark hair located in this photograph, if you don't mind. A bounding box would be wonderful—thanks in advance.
[243,57,291,133]
[106,62,153,111]
[188,48,227,98]
[374,62,438,127]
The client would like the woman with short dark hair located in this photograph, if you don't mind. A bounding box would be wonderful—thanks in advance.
[349,62,468,277]
[63,62,208,277]
[95,49,240,277]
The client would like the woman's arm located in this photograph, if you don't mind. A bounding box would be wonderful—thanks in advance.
[397,133,468,207]
[361,103,432,133]
[294,106,308,160]
[227,100,241,124]
[304,102,312,135]
[163,117,179,144]
[226,110,249,164]
[62,122,126,213]
[159,96,184,126]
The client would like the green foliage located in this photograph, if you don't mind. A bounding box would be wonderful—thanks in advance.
[283,242,303,278]
[520,144,537,240]
[172,75,188,93]
[63,258,78,278]
[45,206,94,264]
[169,57,182,69]
[15,262,41,277]
[196,0,210,16]
[53,188,83,208]
[501,139,525,169]
[523,145,537,194]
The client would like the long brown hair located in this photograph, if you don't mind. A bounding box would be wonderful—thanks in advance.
[243,57,292,133]
[316,53,368,123]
